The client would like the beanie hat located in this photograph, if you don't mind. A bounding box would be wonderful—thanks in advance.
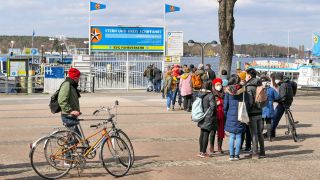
[212,78,222,86]
[238,71,246,81]
[68,68,81,80]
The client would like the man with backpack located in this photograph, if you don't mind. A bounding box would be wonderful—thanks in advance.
[143,65,154,92]
[245,68,265,159]
[58,68,82,136]
[271,73,295,138]
[192,64,208,100]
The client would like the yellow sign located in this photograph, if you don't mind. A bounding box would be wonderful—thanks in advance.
[165,56,172,62]
[91,45,164,51]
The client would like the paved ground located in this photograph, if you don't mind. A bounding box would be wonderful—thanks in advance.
[1,91,320,180]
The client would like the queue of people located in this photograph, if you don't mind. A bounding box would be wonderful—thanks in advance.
[156,63,296,161]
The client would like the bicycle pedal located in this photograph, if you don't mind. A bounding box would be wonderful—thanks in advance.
[294,121,299,124]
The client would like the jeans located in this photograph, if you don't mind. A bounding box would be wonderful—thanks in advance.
[61,115,81,138]
[249,116,265,155]
[199,129,210,153]
[153,80,161,92]
[192,91,200,102]
[147,79,154,91]
[229,133,242,156]
[182,94,192,111]
[166,90,173,108]
[172,87,182,107]
[271,103,285,132]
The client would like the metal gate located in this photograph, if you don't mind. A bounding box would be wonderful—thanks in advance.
[91,52,164,90]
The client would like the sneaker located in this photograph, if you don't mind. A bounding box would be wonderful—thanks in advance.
[243,148,251,153]
[234,155,240,161]
[197,153,205,158]
[167,108,170,111]
[229,155,235,161]
[259,153,266,158]
[179,106,184,110]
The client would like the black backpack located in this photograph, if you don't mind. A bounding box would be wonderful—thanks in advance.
[290,81,297,96]
[49,81,66,114]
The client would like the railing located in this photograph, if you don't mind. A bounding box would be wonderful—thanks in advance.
[0,75,44,94]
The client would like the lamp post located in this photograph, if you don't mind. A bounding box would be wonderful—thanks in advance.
[41,45,44,63]
[188,40,218,65]
[10,41,15,56]
[61,43,64,64]
[83,41,89,54]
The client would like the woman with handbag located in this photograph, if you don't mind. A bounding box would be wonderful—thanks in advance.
[224,75,245,161]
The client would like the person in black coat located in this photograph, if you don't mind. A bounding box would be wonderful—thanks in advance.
[245,68,265,159]
[197,82,217,158]
[205,64,216,81]
[224,75,245,160]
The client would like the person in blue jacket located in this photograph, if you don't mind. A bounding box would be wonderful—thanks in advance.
[224,74,245,161]
[260,76,279,141]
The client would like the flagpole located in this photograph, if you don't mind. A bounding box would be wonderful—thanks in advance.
[89,0,91,56]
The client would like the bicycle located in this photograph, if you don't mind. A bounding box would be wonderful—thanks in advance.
[50,100,135,166]
[284,107,299,142]
[30,113,132,179]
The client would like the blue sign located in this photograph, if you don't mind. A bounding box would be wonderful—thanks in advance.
[31,49,37,55]
[90,26,164,52]
[45,67,65,79]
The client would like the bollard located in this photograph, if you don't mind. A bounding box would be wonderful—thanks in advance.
[28,70,35,94]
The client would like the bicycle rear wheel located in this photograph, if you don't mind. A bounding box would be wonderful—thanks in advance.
[113,129,135,166]
[100,136,131,177]
[287,110,299,142]
[30,136,72,179]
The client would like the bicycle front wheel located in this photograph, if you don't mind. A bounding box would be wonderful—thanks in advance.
[114,130,135,166]
[30,136,72,179]
[100,136,131,177]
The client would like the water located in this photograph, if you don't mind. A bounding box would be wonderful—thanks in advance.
[181,57,295,74]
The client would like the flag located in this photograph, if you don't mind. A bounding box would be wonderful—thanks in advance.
[165,4,180,13]
[312,33,320,56]
[90,1,106,11]
[32,30,35,37]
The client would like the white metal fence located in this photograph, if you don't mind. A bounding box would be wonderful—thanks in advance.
[91,52,164,90]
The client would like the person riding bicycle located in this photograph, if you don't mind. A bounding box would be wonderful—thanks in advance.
[271,73,294,138]
[58,68,82,137]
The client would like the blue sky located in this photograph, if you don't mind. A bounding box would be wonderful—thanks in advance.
[0,0,320,48]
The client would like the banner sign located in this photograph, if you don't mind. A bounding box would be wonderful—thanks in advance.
[167,31,183,56]
[44,67,65,79]
[8,60,27,77]
[90,26,164,52]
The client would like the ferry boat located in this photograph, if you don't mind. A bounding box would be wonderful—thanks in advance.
[247,59,320,88]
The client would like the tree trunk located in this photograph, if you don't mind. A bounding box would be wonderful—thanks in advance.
[218,0,236,76]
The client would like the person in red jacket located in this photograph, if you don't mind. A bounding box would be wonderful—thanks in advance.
[209,78,225,154]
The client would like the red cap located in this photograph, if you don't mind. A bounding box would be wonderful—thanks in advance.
[212,78,222,85]
[68,68,81,80]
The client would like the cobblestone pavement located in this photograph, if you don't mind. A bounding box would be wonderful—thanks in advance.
[1,91,320,180]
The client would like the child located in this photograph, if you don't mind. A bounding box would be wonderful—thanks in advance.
[224,75,245,161]
[209,78,225,154]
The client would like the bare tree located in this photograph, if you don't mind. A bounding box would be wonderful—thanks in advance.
[218,0,237,76]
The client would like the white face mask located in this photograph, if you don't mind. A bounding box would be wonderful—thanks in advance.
[275,80,280,84]
[215,85,222,91]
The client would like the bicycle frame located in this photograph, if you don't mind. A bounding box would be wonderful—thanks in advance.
[49,125,113,162]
